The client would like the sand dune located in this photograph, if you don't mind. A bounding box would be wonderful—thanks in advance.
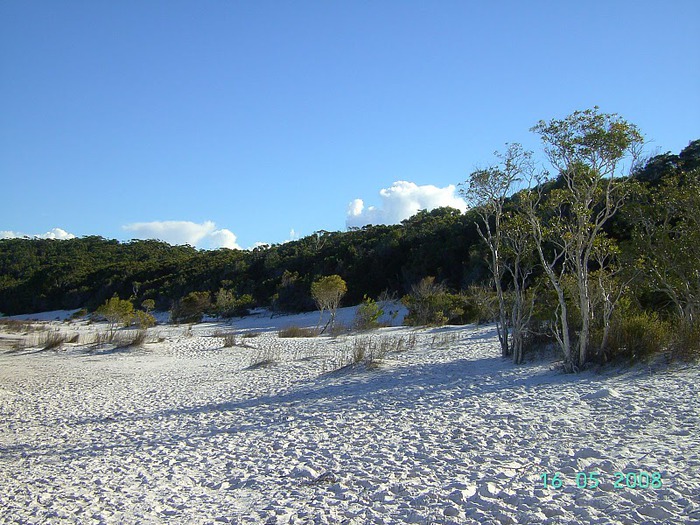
[0,310,698,524]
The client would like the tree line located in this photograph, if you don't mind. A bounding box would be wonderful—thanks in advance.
[0,109,697,370]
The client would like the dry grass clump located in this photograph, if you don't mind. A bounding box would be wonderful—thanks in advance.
[223,333,238,348]
[42,331,67,350]
[248,342,281,369]
[113,330,148,348]
[278,326,316,338]
[0,319,47,334]
[349,337,391,368]
[430,331,458,349]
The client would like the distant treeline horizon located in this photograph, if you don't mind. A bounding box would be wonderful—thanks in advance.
[1,139,698,318]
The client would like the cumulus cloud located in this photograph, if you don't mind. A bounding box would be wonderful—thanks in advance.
[0,228,76,240]
[123,220,241,250]
[346,181,467,228]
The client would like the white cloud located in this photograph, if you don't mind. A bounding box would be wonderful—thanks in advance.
[123,220,241,250]
[346,180,467,228]
[0,228,76,240]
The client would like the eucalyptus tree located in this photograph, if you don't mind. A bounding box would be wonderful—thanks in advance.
[525,107,644,371]
[311,275,347,333]
[461,143,532,358]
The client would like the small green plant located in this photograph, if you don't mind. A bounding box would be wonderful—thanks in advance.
[354,295,384,330]
[70,308,88,320]
[402,277,451,326]
[669,319,700,362]
[311,274,347,333]
[133,310,156,329]
[278,326,316,338]
[604,312,671,361]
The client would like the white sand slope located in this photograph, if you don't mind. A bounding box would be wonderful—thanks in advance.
[0,313,698,524]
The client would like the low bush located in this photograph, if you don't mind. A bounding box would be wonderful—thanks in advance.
[354,296,384,330]
[278,326,316,338]
[669,319,700,361]
[133,310,156,329]
[70,308,88,320]
[171,291,211,324]
[603,312,672,361]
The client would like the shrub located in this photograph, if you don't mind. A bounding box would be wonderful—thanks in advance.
[462,286,499,324]
[354,295,384,330]
[669,319,700,361]
[402,277,450,326]
[603,312,672,361]
[133,310,156,329]
[70,308,88,320]
[171,291,211,324]
[215,288,254,318]
[141,299,155,314]
[278,326,316,338]
[96,296,135,335]
[223,333,238,347]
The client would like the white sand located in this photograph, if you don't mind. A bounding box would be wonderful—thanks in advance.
[0,308,698,524]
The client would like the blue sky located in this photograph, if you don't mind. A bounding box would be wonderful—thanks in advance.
[2,1,698,249]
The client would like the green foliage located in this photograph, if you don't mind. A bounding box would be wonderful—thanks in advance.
[70,308,88,319]
[311,275,347,308]
[402,277,450,326]
[601,312,671,362]
[626,167,700,322]
[215,288,255,318]
[141,299,155,313]
[170,291,211,324]
[354,295,384,330]
[460,285,499,324]
[133,310,156,329]
[311,275,347,332]
[96,296,135,334]
[669,319,700,362]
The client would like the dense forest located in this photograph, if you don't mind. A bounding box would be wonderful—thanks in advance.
[0,140,697,318]
[1,111,698,369]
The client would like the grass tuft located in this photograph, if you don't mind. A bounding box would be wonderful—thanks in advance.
[223,333,238,348]
[42,331,66,350]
